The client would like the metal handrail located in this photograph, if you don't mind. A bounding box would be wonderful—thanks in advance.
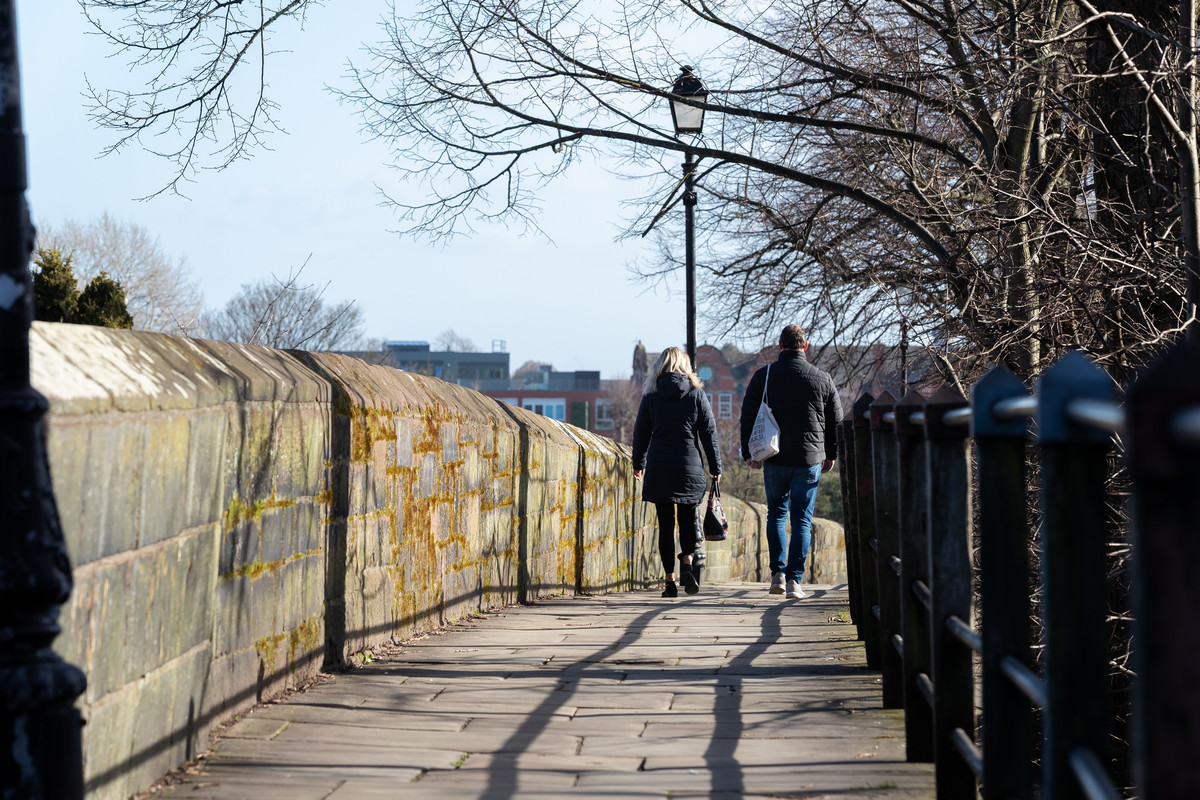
[1173,406,1200,444]
[994,395,1038,420]
[943,407,972,426]
[1070,748,1122,800]
[912,580,931,612]
[952,728,984,779]
[946,615,981,654]
[1067,398,1125,435]
[863,392,1199,444]
[1000,655,1047,709]
[917,673,935,707]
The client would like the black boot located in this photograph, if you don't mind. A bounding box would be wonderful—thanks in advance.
[661,581,678,598]
[679,556,699,594]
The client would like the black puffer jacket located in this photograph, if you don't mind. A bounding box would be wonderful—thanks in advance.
[739,349,843,466]
[632,372,722,504]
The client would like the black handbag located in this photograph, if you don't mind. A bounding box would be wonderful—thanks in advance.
[703,478,729,541]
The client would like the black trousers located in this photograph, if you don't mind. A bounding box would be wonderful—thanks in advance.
[654,501,700,576]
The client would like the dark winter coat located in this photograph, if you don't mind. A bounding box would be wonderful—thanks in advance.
[739,349,843,466]
[632,372,722,504]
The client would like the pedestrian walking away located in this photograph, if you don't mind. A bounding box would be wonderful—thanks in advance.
[632,347,722,598]
[739,325,843,600]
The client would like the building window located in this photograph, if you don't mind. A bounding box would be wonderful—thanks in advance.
[522,398,566,421]
[595,398,614,430]
[718,392,733,419]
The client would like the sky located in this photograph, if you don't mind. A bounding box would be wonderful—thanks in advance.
[16,1,698,379]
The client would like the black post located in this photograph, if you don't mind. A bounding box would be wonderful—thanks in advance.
[852,392,881,668]
[895,390,933,762]
[683,151,697,366]
[972,365,1035,800]
[870,390,903,709]
[1125,343,1200,799]
[0,3,87,797]
[838,419,860,627]
[1037,352,1113,800]
[923,385,976,799]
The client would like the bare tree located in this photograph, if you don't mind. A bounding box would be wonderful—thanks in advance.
[203,263,365,351]
[600,377,642,445]
[81,0,1198,379]
[434,328,479,352]
[82,0,317,197]
[37,213,203,334]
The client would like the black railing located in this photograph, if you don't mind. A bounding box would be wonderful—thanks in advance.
[837,343,1200,800]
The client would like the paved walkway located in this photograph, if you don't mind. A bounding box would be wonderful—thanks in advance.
[154,583,934,799]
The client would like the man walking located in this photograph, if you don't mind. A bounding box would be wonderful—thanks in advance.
[739,325,842,599]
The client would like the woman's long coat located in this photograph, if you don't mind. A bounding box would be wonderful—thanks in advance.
[631,372,722,504]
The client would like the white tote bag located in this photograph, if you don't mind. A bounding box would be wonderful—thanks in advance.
[747,364,781,461]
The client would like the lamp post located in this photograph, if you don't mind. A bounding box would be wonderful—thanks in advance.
[668,66,708,585]
[669,66,707,367]
[0,3,87,797]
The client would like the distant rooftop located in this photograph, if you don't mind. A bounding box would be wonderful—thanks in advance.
[383,341,430,352]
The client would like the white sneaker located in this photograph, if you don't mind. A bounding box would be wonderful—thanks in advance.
[769,572,785,595]
[785,578,806,600]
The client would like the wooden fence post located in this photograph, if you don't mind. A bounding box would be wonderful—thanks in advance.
[924,386,976,799]
[971,365,1035,800]
[871,391,903,709]
[896,390,933,762]
[1037,352,1113,800]
[839,419,861,628]
[1125,343,1200,799]
[853,392,881,669]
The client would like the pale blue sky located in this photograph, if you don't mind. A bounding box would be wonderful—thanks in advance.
[16,1,698,378]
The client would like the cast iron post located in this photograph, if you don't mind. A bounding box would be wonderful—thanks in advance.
[683,151,697,366]
[0,3,87,796]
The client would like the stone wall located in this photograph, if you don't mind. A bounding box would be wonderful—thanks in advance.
[806,517,847,586]
[30,322,769,800]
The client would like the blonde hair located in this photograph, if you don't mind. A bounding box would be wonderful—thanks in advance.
[643,346,704,394]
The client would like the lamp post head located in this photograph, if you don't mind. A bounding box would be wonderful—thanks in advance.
[669,66,707,135]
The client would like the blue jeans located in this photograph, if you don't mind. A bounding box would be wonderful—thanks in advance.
[764,462,822,582]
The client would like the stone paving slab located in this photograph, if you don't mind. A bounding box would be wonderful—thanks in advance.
[152,583,934,799]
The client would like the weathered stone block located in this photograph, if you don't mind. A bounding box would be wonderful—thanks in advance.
[213,575,253,658]
[183,412,227,531]
[56,559,129,703]
[44,420,90,564]
[120,533,212,684]
[139,414,191,547]
[219,516,259,577]
[259,505,286,566]
[248,570,281,644]
[271,405,325,498]
[807,517,847,585]
[81,686,137,800]
[348,462,370,517]
[393,417,415,468]
[294,498,321,557]
[202,647,260,726]
[80,420,143,560]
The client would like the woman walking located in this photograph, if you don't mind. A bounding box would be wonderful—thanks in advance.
[632,347,722,597]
